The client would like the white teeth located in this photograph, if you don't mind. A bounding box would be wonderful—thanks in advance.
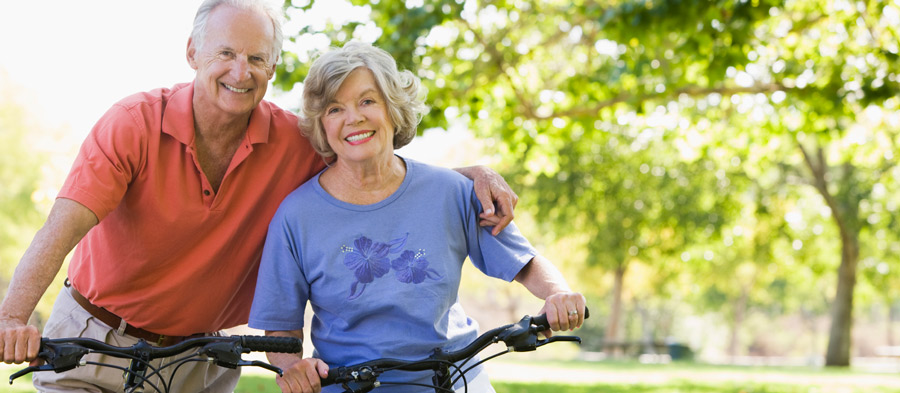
[223,83,249,93]
[346,132,374,142]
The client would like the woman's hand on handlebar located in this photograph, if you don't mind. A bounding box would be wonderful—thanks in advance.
[538,291,587,337]
[271,355,329,393]
[264,329,328,393]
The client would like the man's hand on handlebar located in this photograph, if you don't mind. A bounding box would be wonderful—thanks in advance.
[0,318,41,365]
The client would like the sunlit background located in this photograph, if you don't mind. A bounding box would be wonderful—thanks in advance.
[0,0,483,207]
[3,0,900,392]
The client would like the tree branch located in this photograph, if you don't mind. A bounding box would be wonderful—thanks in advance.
[532,83,790,120]
[797,139,852,241]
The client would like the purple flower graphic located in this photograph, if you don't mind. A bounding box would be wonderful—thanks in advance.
[344,236,391,299]
[391,250,443,284]
[387,232,409,253]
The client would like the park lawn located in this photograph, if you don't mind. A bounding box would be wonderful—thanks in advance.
[492,381,860,393]
[231,358,900,393]
[231,378,900,393]
[4,360,900,393]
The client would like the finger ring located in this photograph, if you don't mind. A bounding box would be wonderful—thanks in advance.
[568,310,578,316]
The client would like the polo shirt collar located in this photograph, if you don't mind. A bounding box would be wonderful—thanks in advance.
[162,82,272,146]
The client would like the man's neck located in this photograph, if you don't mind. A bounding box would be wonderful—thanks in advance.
[191,111,250,193]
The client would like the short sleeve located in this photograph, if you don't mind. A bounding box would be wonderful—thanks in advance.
[464,188,537,282]
[248,207,311,331]
[57,104,146,221]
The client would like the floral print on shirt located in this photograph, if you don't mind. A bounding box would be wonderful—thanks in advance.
[342,233,443,300]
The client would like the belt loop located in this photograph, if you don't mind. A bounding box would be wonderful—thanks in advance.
[116,318,128,336]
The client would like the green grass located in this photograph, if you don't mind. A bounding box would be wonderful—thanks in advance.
[235,375,280,392]
[492,381,828,393]
[232,378,900,393]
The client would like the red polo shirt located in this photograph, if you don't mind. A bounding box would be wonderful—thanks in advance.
[60,82,325,335]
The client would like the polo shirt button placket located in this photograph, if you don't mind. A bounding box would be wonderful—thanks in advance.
[186,145,210,199]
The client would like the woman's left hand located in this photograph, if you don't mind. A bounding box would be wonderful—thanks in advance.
[538,291,587,337]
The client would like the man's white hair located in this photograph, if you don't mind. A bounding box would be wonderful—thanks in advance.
[190,0,284,62]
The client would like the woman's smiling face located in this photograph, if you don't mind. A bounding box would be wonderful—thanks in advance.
[321,67,396,165]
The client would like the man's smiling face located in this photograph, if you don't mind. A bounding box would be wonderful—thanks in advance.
[187,4,276,120]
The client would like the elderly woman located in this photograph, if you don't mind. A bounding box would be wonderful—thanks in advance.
[248,41,586,393]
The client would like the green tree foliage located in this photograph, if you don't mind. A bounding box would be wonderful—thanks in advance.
[276,0,900,366]
[0,85,48,297]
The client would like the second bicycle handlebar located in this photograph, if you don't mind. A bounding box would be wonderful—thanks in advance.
[321,308,590,388]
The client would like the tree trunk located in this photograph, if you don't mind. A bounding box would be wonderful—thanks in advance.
[888,302,896,347]
[729,287,748,361]
[605,264,626,357]
[501,285,520,323]
[799,144,861,367]
[824,231,859,366]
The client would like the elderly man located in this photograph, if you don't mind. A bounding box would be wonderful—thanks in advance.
[0,0,516,391]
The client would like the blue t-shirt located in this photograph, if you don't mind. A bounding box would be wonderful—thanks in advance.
[249,158,537,392]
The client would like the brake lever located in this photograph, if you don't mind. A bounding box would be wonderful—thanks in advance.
[536,335,582,348]
[238,360,284,376]
[498,315,540,352]
[9,364,52,384]
[499,314,587,352]
[9,343,90,384]
[201,342,245,369]
[200,342,286,377]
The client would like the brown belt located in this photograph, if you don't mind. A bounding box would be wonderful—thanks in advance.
[66,282,203,347]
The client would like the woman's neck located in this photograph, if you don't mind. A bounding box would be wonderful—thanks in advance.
[320,155,407,205]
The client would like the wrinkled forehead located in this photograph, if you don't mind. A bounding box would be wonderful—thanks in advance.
[321,68,382,109]
[201,5,277,56]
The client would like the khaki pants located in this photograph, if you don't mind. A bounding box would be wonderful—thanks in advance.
[33,289,240,393]
[454,370,496,392]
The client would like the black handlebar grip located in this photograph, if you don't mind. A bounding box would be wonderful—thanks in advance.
[532,307,591,329]
[320,373,337,387]
[240,336,303,353]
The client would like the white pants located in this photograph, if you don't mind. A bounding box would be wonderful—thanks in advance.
[33,289,241,393]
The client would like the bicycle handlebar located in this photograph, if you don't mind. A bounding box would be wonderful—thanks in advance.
[11,309,589,392]
[530,307,591,330]
[322,308,590,389]
[239,335,304,353]
[9,335,302,385]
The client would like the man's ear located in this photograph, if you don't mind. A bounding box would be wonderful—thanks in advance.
[268,57,278,80]
[186,37,199,70]
[269,60,278,80]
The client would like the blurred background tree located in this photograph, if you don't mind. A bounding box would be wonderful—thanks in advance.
[1,0,898,370]
[275,0,900,367]
[0,75,57,326]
